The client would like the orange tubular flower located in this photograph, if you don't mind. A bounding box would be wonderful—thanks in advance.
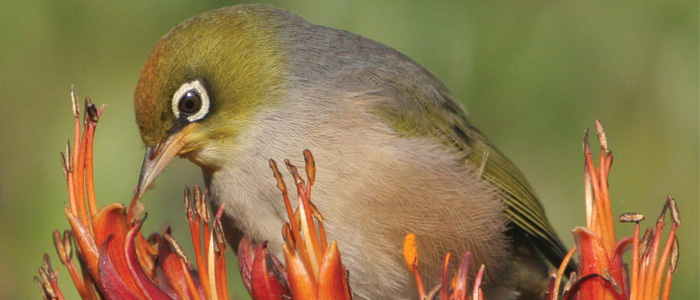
[546,121,681,300]
[238,150,353,300]
[36,88,230,300]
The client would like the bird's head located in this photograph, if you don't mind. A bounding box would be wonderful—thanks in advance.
[133,5,287,198]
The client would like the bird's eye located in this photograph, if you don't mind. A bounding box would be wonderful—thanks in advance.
[171,80,210,122]
[178,91,202,114]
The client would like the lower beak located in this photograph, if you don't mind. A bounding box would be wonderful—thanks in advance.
[135,123,196,199]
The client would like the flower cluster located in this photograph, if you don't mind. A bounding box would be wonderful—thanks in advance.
[543,121,680,300]
[36,88,351,300]
[37,90,679,300]
[238,151,352,300]
[35,88,232,300]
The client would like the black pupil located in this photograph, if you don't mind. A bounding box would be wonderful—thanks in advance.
[179,90,201,115]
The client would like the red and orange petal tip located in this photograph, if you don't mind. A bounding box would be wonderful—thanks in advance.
[251,241,292,300]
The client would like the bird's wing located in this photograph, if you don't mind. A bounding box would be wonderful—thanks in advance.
[341,68,570,267]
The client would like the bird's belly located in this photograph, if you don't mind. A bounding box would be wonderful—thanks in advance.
[203,139,514,299]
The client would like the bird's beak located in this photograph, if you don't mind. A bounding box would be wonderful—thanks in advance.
[135,123,196,199]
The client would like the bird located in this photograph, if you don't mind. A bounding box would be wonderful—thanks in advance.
[133,4,570,299]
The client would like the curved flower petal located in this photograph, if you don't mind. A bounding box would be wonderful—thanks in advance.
[98,234,145,300]
[155,234,193,299]
[238,237,255,294]
[452,252,473,300]
[609,236,634,297]
[94,204,148,299]
[64,207,100,281]
[92,204,130,250]
[124,220,174,300]
[284,244,316,299]
[317,241,351,300]
[251,242,291,300]
[572,226,610,299]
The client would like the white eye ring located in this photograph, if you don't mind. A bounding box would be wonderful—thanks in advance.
[171,80,210,122]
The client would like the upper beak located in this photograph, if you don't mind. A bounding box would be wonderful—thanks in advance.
[135,123,196,199]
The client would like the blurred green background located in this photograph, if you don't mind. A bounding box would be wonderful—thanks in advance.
[1,1,696,299]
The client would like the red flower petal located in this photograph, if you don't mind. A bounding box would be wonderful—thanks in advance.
[93,204,143,297]
[238,237,255,295]
[609,236,634,297]
[451,252,473,300]
[251,242,291,300]
[98,234,145,300]
[155,234,194,299]
[92,204,130,252]
[573,226,609,299]
[124,220,174,300]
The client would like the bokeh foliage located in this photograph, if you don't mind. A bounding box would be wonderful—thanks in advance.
[1,1,696,299]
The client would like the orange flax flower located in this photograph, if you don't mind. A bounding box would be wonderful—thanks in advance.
[36,87,231,300]
[546,121,681,300]
[238,150,353,300]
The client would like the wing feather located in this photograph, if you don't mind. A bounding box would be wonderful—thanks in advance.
[351,68,570,266]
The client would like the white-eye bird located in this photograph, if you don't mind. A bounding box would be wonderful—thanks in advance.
[134,5,570,299]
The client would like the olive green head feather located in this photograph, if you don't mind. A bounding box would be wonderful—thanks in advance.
[134,5,287,149]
